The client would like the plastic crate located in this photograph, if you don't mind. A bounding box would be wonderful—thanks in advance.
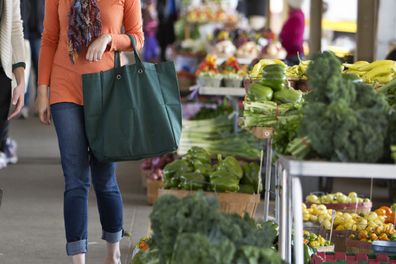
[312,252,396,264]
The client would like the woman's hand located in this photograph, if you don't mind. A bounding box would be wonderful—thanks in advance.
[8,83,25,120]
[36,85,51,125]
[86,34,112,62]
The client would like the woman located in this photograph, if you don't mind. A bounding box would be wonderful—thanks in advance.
[279,0,305,66]
[0,0,26,168]
[36,0,144,263]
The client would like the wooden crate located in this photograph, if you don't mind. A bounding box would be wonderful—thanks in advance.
[146,179,164,205]
[345,238,373,254]
[158,189,260,217]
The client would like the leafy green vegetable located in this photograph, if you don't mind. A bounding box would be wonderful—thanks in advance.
[180,115,261,159]
[272,112,303,156]
[147,193,282,264]
[243,101,301,128]
[296,51,390,162]
[240,162,262,193]
[378,78,396,107]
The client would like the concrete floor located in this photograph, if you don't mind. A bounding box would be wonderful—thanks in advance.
[0,117,152,264]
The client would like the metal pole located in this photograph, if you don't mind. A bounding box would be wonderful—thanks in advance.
[293,177,304,264]
[286,170,292,262]
[279,168,288,260]
[227,96,239,134]
[275,161,282,224]
[263,138,273,221]
[309,0,323,57]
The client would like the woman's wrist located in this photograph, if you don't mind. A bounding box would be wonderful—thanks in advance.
[38,85,49,95]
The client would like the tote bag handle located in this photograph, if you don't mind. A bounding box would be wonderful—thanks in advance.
[114,35,142,68]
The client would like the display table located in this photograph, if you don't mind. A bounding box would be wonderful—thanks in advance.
[276,156,396,264]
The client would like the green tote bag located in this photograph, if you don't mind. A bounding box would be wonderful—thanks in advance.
[82,35,182,162]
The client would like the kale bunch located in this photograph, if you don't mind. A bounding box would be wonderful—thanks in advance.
[148,193,282,264]
[299,51,389,162]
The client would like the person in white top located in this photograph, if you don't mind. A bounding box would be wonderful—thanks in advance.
[0,0,25,169]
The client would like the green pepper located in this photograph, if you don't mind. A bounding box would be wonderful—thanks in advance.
[179,172,206,190]
[192,160,212,176]
[163,160,192,188]
[184,146,211,164]
[262,71,286,80]
[210,176,240,192]
[215,156,243,179]
[238,184,256,194]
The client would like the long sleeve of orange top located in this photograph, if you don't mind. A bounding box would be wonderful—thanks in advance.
[38,0,60,86]
[38,0,144,87]
[110,0,144,52]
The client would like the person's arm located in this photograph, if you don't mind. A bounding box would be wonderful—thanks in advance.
[86,0,144,62]
[109,0,145,52]
[8,0,26,120]
[38,0,60,87]
[37,0,60,125]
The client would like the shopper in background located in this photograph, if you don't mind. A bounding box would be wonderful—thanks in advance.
[37,0,143,263]
[0,0,26,169]
[156,0,179,61]
[279,0,305,66]
[143,0,159,62]
[20,0,44,119]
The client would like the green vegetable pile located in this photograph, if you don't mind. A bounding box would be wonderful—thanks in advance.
[243,64,303,129]
[179,114,261,159]
[133,193,282,264]
[378,78,396,107]
[191,103,233,120]
[164,147,262,194]
[286,51,390,162]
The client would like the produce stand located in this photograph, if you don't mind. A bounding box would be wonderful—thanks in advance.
[190,84,245,134]
[192,84,274,222]
[276,156,396,264]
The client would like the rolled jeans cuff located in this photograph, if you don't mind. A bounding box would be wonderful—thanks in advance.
[66,239,87,256]
[102,229,123,243]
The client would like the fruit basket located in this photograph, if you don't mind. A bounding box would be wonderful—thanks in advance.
[306,192,372,214]
[320,229,354,252]
[158,189,260,217]
[197,75,223,87]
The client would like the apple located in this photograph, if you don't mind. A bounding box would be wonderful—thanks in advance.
[348,192,358,199]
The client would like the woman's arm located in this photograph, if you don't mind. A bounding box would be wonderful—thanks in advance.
[38,0,60,86]
[37,0,59,125]
[86,0,144,62]
[8,0,25,120]
[108,0,145,52]
[11,0,25,71]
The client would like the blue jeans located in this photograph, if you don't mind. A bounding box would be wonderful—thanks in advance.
[51,103,123,256]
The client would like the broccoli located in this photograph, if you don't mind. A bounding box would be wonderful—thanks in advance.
[297,51,390,162]
[147,193,281,264]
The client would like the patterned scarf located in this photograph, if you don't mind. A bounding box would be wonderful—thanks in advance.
[68,0,102,63]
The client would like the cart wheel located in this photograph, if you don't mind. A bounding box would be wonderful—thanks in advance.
[388,180,396,203]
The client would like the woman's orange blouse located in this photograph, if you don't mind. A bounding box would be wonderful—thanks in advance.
[38,0,144,105]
